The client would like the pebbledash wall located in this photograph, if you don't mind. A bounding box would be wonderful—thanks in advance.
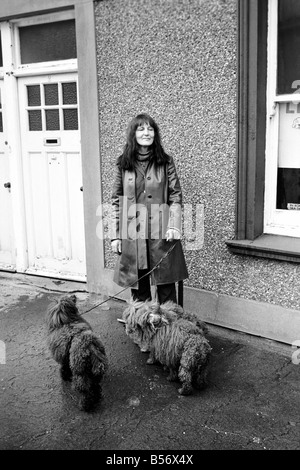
[95,0,300,345]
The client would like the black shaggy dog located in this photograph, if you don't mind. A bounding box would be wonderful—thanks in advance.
[46,295,108,411]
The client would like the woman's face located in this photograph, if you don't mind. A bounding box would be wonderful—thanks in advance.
[135,122,155,148]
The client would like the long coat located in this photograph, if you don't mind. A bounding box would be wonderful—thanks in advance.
[111,155,188,288]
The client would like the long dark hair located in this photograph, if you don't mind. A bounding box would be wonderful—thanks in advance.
[117,114,170,170]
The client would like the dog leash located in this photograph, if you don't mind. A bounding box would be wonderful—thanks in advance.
[81,240,179,315]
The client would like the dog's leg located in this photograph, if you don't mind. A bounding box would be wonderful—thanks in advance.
[178,381,193,396]
[166,368,178,382]
[193,353,211,390]
[90,378,103,401]
[84,381,103,411]
[177,364,193,395]
[72,375,96,412]
[79,395,93,412]
[194,367,209,390]
[140,332,150,353]
[178,361,193,395]
[177,335,211,395]
[60,362,72,382]
[146,351,156,364]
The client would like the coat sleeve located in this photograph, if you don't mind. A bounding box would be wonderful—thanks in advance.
[111,162,123,240]
[166,156,183,232]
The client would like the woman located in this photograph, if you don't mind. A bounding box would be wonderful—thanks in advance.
[111,113,188,305]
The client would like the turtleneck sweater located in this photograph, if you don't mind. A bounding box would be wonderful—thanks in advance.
[136,149,152,173]
[137,150,151,160]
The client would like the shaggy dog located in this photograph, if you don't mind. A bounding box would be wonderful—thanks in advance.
[122,299,208,352]
[46,295,108,411]
[122,300,211,395]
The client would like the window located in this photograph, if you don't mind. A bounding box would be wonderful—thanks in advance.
[227,0,300,262]
[19,20,76,65]
[26,82,78,131]
[10,11,77,70]
[264,0,300,237]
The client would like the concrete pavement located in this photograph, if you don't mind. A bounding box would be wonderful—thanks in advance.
[0,272,300,451]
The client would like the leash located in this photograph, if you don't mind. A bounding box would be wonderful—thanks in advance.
[81,240,179,315]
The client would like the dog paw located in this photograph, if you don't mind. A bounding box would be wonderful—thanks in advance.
[146,357,155,364]
[60,369,72,382]
[178,385,192,396]
[167,374,177,382]
[79,397,96,412]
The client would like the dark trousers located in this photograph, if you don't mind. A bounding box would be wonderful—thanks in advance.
[131,269,177,304]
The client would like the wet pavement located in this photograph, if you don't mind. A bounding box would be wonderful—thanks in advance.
[0,272,300,453]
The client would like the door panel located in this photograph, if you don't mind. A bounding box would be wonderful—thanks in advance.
[18,74,86,280]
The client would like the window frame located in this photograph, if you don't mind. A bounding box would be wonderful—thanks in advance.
[11,10,77,75]
[0,25,3,76]
[226,0,300,263]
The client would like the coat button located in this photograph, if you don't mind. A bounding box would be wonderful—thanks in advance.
[147,176,151,180]
[148,195,152,198]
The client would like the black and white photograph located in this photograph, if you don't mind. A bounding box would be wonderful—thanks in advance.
[0,0,299,457]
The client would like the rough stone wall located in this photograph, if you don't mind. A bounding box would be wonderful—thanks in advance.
[95,0,300,310]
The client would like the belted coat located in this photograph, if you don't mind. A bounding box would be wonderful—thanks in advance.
[111,155,188,288]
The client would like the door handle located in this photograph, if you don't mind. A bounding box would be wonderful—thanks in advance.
[4,182,11,189]
[80,186,83,191]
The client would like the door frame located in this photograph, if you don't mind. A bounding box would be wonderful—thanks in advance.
[0,12,83,277]
[1,22,28,272]
[0,1,104,292]
[1,18,80,272]
[0,74,16,270]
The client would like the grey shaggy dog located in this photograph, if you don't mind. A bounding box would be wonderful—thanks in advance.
[122,299,209,352]
[46,294,108,411]
[123,300,211,395]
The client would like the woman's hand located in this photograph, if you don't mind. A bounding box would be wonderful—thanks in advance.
[111,239,122,254]
[165,228,181,242]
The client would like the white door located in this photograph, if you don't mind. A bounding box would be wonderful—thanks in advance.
[0,79,16,270]
[18,73,86,280]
